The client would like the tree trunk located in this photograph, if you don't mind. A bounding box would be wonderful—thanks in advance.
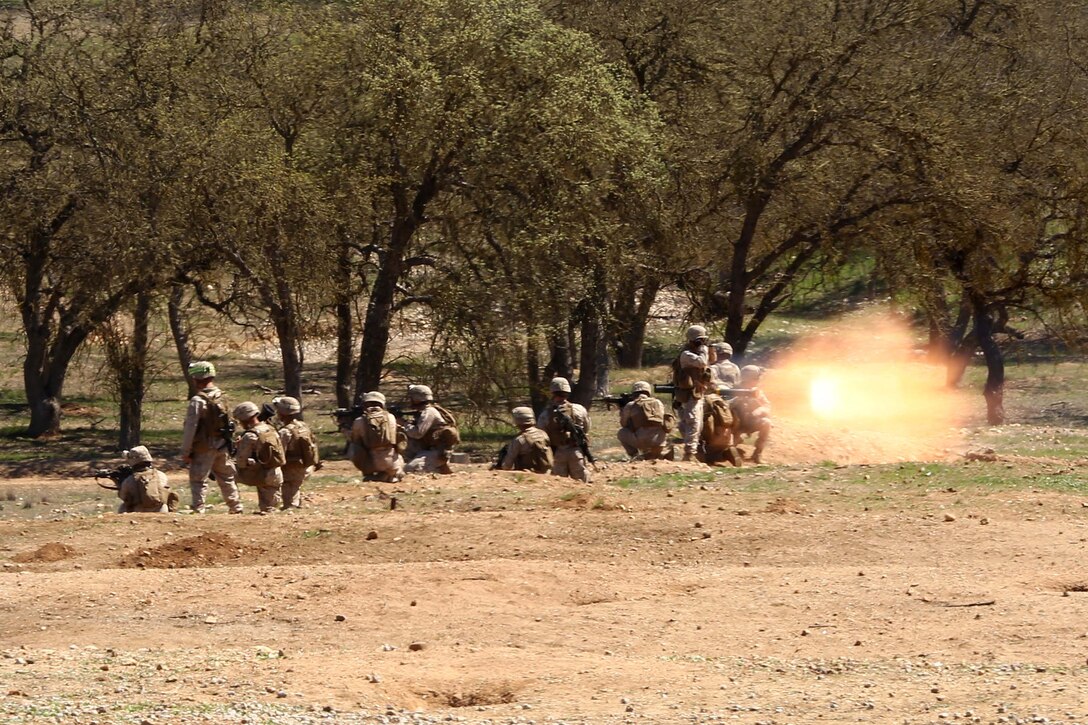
[168,284,195,396]
[972,297,1005,425]
[526,335,548,414]
[23,331,84,437]
[724,193,770,354]
[543,330,574,385]
[613,278,659,368]
[354,174,438,396]
[571,305,601,407]
[118,291,151,449]
[334,236,354,407]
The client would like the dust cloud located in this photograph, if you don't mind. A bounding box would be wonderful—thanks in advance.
[759,313,967,465]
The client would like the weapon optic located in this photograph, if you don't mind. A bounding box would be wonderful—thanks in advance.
[91,463,133,491]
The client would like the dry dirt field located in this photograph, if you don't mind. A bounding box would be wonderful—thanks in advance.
[3,449,1088,725]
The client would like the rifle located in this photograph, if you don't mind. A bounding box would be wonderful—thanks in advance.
[490,443,510,471]
[387,404,421,424]
[550,404,595,465]
[220,418,237,457]
[596,392,638,410]
[332,405,363,431]
[91,464,133,491]
[654,383,756,398]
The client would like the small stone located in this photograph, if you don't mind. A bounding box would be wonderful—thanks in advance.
[800,629,810,637]
[410,600,417,607]
[701,532,712,539]
[626,705,635,712]
[408,642,425,651]
[980,518,989,525]
[277,690,288,698]
[203,616,218,625]
[944,513,956,522]
[382,644,396,652]
[694,522,703,529]
[521,704,532,710]
[335,615,347,622]
[366,531,378,540]
[368,673,382,683]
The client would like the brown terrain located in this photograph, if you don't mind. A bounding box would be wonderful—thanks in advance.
[3,450,1088,724]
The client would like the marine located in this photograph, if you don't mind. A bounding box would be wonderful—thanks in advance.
[349,391,406,483]
[709,342,742,389]
[537,377,591,483]
[730,365,773,464]
[617,381,674,460]
[499,406,553,473]
[672,325,715,461]
[274,396,320,510]
[180,361,243,514]
[116,446,174,513]
[403,385,459,475]
[233,401,287,514]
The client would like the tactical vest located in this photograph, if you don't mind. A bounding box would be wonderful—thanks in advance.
[421,404,460,449]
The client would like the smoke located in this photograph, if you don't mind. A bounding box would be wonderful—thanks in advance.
[758,312,966,465]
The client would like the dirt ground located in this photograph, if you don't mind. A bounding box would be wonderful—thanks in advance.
[3,452,1088,725]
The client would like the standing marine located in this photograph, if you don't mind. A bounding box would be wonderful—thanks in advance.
[671,325,715,461]
[709,342,742,389]
[180,361,243,514]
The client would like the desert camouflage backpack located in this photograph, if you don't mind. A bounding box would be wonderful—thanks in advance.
[253,423,287,469]
[286,421,319,468]
[361,408,397,450]
[702,395,734,441]
[425,404,461,448]
[135,470,167,509]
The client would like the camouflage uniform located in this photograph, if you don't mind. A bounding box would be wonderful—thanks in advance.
[617,382,671,460]
[537,378,591,483]
[117,446,170,513]
[500,407,553,473]
[709,343,742,389]
[181,363,242,514]
[403,385,457,474]
[275,397,319,510]
[730,366,772,464]
[349,392,405,483]
[234,402,285,514]
[674,326,712,461]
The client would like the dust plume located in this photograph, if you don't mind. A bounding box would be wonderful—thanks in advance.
[759,313,966,465]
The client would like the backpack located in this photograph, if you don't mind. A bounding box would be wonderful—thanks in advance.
[425,404,461,448]
[523,429,553,473]
[702,395,734,441]
[135,470,166,509]
[286,421,319,467]
[635,397,665,426]
[361,408,397,449]
[196,389,232,448]
[254,423,287,469]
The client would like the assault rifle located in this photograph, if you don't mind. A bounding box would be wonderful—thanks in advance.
[332,405,363,431]
[91,464,133,491]
[654,384,757,398]
[550,404,595,465]
[596,392,637,410]
[387,404,421,423]
[220,418,237,457]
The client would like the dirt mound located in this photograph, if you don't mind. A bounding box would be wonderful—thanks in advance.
[422,683,519,708]
[554,492,621,511]
[119,532,262,569]
[764,497,806,514]
[12,542,78,563]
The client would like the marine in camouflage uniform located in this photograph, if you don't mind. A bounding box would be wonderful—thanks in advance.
[673,325,714,461]
[180,361,242,514]
[403,385,458,475]
[500,406,553,473]
[233,401,286,514]
[349,391,405,483]
[537,377,591,483]
[709,342,742,390]
[730,365,772,464]
[274,396,320,510]
[116,446,172,514]
[617,381,673,461]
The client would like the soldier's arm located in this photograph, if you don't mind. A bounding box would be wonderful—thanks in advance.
[679,348,708,370]
[180,396,204,461]
[575,404,591,435]
[404,407,438,440]
[235,432,258,468]
[620,403,633,428]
